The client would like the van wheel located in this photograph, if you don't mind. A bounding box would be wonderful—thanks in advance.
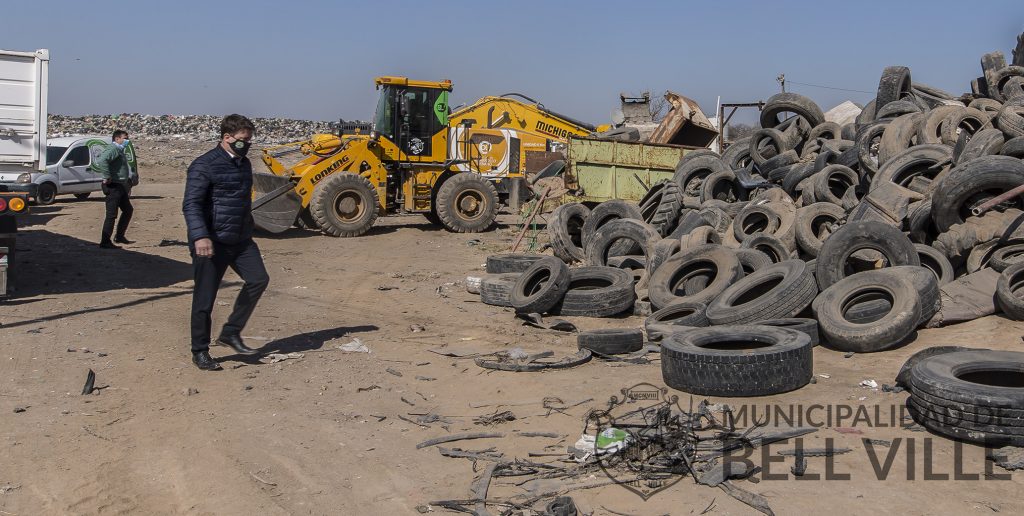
[36,183,57,205]
[74,192,91,200]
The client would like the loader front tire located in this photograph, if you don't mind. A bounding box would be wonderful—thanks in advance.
[435,173,499,233]
[310,172,379,237]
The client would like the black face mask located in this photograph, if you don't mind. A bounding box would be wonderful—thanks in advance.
[231,140,251,157]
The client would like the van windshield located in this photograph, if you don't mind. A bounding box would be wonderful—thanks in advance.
[46,146,68,166]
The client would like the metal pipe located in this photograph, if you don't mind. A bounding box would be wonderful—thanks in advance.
[972,183,1024,216]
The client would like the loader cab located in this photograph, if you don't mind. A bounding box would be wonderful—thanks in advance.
[372,77,452,161]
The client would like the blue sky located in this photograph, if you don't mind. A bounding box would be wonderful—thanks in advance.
[3,1,1023,125]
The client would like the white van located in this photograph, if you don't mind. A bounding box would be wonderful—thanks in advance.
[0,135,138,205]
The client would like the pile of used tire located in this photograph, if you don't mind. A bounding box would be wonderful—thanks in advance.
[473,54,1024,399]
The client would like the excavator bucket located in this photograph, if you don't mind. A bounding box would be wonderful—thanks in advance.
[251,172,302,234]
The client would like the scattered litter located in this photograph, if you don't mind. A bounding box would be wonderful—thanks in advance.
[474,410,516,426]
[864,439,893,447]
[157,239,188,247]
[859,379,879,389]
[516,312,578,332]
[416,432,505,450]
[184,388,199,396]
[12,406,27,413]
[409,324,426,333]
[466,238,482,246]
[376,285,398,291]
[426,348,481,358]
[881,384,905,393]
[261,352,304,363]
[818,374,831,379]
[335,338,369,353]
[386,367,403,377]
[415,375,436,381]
[357,385,380,393]
[475,348,592,372]
[0,484,21,494]
[988,446,1024,471]
[844,352,855,358]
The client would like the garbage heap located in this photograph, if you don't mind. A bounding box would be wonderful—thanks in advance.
[473,51,1024,448]
[47,114,369,144]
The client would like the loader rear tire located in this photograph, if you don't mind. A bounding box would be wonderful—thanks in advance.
[310,172,379,237]
[436,173,499,233]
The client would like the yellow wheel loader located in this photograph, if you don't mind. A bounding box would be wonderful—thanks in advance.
[252,76,595,237]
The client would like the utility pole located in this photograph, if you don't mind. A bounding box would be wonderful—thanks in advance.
[777,73,786,93]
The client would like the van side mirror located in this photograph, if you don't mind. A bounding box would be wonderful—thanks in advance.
[62,160,75,168]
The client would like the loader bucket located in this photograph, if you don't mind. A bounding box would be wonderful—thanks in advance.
[252,172,302,234]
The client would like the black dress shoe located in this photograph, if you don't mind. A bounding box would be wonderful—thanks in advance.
[99,241,120,249]
[114,236,134,244]
[216,334,260,355]
[192,351,222,371]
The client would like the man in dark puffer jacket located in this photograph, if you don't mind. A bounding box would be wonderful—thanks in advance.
[182,114,269,371]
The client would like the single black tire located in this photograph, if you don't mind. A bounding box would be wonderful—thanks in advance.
[732,204,781,243]
[815,221,920,290]
[938,107,989,146]
[721,137,754,169]
[807,121,841,141]
[875,66,913,118]
[509,257,571,314]
[310,172,380,237]
[696,206,731,233]
[667,210,710,240]
[913,244,955,285]
[782,162,820,195]
[876,100,922,119]
[647,238,681,276]
[813,164,860,206]
[885,265,942,326]
[758,149,799,176]
[73,192,91,200]
[956,128,1005,165]
[989,243,1024,272]
[909,349,1024,411]
[577,328,644,355]
[555,266,635,317]
[930,155,1024,232]
[585,219,661,267]
[813,270,921,352]
[549,202,590,263]
[856,99,877,125]
[760,92,825,129]
[996,103,1024,139]
[997,262,1024,320]
[645,302,709,341]
[856,120,890,180]
[1001,136,1024,158]
[661,325,813,397]
[486,254,545,274]
[878,112,925,165]
[581,200,644,256]
[648,244,744,310]
[35,182,57,205]
[740,233,791,263]
[794,203,844,258]
[699,170,747,204]
[748,128,787,166]
[435,173,499,233]
[872,144,952,195]
[673,154,731,197]
[706,260,818,325]
[639,179,684,237]
[758,318,819,347]
[479,273,519,307]
[734,248,773,275]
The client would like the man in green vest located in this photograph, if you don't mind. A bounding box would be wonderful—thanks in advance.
[93,130,135,248]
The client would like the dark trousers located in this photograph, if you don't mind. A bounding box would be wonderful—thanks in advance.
[189,238,270,353]
[101,183,134,242]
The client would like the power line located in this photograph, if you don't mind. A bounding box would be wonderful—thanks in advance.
[786,80,875,95]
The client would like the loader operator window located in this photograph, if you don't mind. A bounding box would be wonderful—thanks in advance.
[372,85,444,157]
[373,86,395,140]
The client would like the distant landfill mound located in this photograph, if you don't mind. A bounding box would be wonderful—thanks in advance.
[48,114,369,143]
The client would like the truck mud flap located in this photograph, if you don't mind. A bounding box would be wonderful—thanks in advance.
[251,172,302,234]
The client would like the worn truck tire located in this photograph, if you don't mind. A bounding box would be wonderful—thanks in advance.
[876,100,922,119]
[1001,136,1024,158]
[577,328,644,355]
[955,128,1006,165]
[705,260,817,325]
[479,273,520,307]
[722,137,754,170]
[435,173,499,233]
[856,120,891,180]
[758,318,819,347]
[648,244,743,310]
[813,270,922,352]
[878,112,926,165]
[697,206,732,234]
[913,244,955,285]
[996,102,1024,139]
[486,254,545,274]
[548,202,590,263]
[989,243,1024,272]
[734,248,773,275]
[875,66,913,117]
[645,302,709,341]
[997,262,1024,320]
[795,203,844,257]
[310,172,380,237]
[554,266,635,317]
[509,257,571,314]
[748,128,787,166]
[815,221,920,289]
[673,154,731,198]
[586,219,661,267]
[758,149,800,176]
[808,121,842,141]
[581,200,645,256]
[885,265,942,326]
[700,170,747,204]
[740,233,791,262]
[732,204,782,243]
[940,107,990,145]
[639,180,684,237]
[812,164,861,206]
[931,155,1024,232]
[871,144,952,196]
[661,325,813,396]
[760,92,825,129]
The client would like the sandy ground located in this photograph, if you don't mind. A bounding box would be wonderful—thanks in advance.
[2,154,1024,515]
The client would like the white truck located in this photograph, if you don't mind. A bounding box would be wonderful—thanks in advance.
[0,49,48,297]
